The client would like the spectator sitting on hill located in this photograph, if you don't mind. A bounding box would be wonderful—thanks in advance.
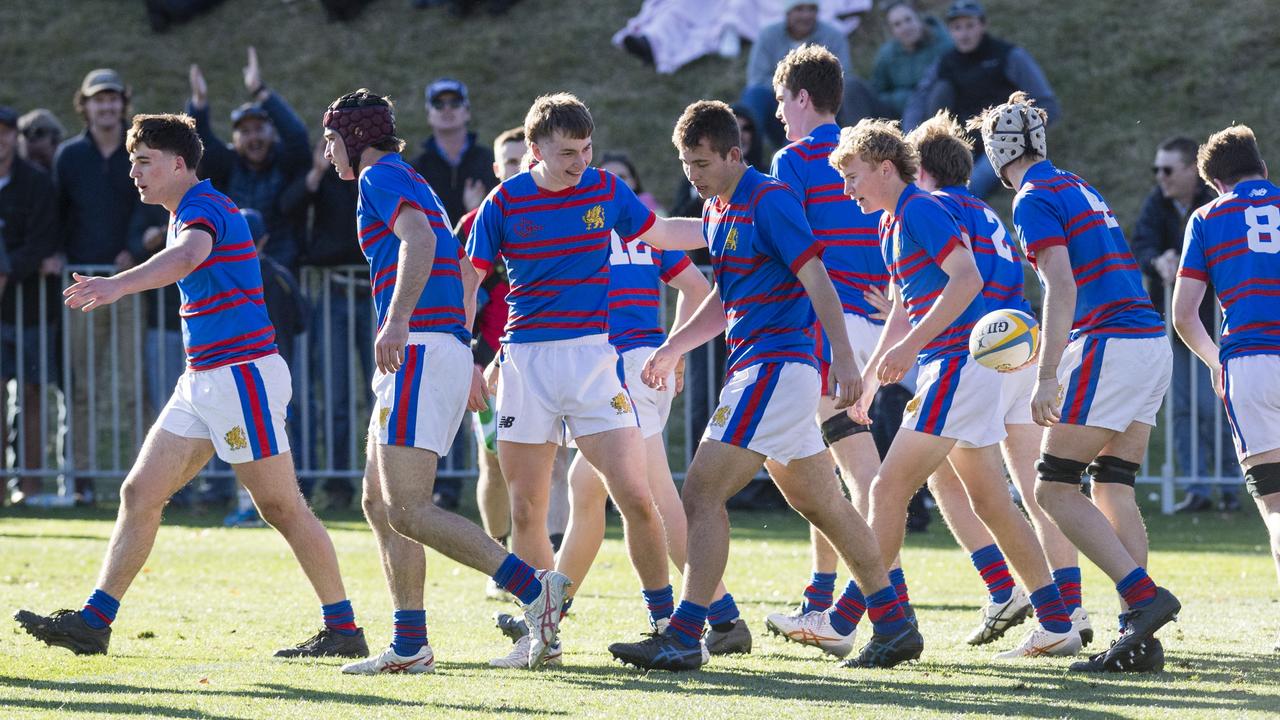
[186,47,310,270]
[870,0,951,119]
[17,109,65,173]
[904,0,1059,198]
[600,151,664,215]
[410,78,498,225]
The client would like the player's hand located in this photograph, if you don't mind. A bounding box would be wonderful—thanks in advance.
[876,340,915,386]
[467,364,489,412]
[642,344,680,391]
[1154,248,1179,285]
[63,273,125,312]
[828,352,862,409]
[463,177,487,212]
[113,249,136,272]
[142,226,166,252]
[243,46,263,96]
[484,357,500,396]
[1030,376,1062,427]
[189,64,207,108]
[673,354,687,395]
[863,285,891,321]
[374,319,409,375]
[1209,362,1225,401]
[849,390,873,425]
[41,253,65,276]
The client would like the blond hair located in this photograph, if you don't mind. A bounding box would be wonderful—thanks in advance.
[829,117,918,182]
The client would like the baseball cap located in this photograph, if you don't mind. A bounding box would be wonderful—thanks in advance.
[784,0,819,11]
[80,68,126,97]
[230,102,271,127]
[946,0,985,20]
[425,78,468,105]
[17,109,65,138]
[0,106,17,128]
[240,208,267,242]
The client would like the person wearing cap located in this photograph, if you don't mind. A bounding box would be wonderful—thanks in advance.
[17,109,66,173]
[409,78,498,230]
[904,0,1059,199]
[0,105,57,506]
[186,47,309,271]
[53,68,143,505]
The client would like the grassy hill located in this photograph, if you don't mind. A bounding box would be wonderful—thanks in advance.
[5,0,1279,225]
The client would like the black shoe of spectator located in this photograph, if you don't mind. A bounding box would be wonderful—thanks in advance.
[1173,492,1211,514]
[1218,494,1241,512]
[622,34,656,67]
[73,478,96,507]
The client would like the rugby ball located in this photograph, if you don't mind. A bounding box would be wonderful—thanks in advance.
[969,309,1039,372]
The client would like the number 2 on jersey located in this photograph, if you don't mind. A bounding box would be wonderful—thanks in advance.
[982,207,1015,261]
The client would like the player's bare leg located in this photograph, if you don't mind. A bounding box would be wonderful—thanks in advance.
[1087,424,1153,570]
[477,446,510,543]
[867,429,957,568]
[1004,424,1078,570]
[498,440,560,569]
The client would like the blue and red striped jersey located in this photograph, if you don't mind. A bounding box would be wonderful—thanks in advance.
[771,123,889,321]
[170,179,278,371]
[705,167,823,376]
[1013,160,1163,342]
[466,167,656,343]
[607,233,692,352]
[358,154,469,344]
[1179,178,1280,362]
[881,184,987,364]
[933,185,1033,315]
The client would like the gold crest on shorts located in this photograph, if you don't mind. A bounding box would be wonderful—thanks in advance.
[224,426,249,451]
[724,227,738,251]
[379,407,391,428]
[905,395,922,415]
[583,204,605,230]
[710,405,731,427]
[611,393,632,414]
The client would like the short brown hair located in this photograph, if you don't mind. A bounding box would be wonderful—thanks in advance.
[905,110,973,187]
[829,118,918,183]
[126,113,204,169]
[772,44,844,116]
[1157,136,1198,167]
[524,93,593,144]
[1197,125,1265,187]
[672,100,740,158]
[494,126,526,151]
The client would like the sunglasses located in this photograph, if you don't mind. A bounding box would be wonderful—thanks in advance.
[1151,165,1178,176]
[431,98,466,110]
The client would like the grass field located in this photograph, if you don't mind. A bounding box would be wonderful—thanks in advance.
[2,502,1277,719]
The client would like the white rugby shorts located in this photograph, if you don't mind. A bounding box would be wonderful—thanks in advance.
[368,332,471,456]
[1222,353,1280,462]
[159,353,291,464]
[901,355,1007,449]
[1056,335,1171,431]
[703,361,826,464]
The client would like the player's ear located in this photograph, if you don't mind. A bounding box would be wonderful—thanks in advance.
[529,141,544,162]
[1262,160,1269,181]
[728,145,742,164]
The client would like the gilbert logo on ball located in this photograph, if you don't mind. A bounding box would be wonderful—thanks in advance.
[969,308,1039,372]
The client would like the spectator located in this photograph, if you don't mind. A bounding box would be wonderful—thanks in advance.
[740,1,872,149]
[0,106,58,505]
[870,1,951,119]
[17,109,65,173]
[600,151,664,215]
[186,48,310,270]
[409,78,499,225]
[280,138,369,507]
[53,68,143,504]
[904,0,1059,198]
[1130,136,1240,512]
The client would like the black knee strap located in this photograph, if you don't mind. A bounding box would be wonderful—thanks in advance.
[1246,462,1280,499]
[1088,455,1141,487]
[1037,453,1090,485]
[820,412,871,446]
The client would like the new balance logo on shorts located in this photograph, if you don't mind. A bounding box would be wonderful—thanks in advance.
[499,416,515,428]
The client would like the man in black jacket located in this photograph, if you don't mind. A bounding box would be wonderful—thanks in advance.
[409,78,498,225]
[1130,136,1240,512]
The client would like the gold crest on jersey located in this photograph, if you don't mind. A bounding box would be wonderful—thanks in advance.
[584,204,605,230]
[611,393,632,414]
[724,227,738,251]
[905,395,922,415]
[225,426,249,451]
[379,407,391,428]
[710,405,731,427]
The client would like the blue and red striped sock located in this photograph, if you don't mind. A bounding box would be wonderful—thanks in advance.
[643,585,674,625]
[707,593,740,629]
[827,580,866,636]
[888,567,911,609]
[1116,567,1157,609]
[80,589,119,630]
[391,609,427,656]
[560,597,574,620]
[493,553,543,605]
[1053,566,1083,614]
[802,572,837,613]
[970,544,1015,604]
[865,585,908,636]
[1028,584,1072,633]
[322,599,358,635]
[667,601,708,648]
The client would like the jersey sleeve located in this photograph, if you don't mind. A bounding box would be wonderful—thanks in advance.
[904,196,964,264]
[1012,190,1067,262]
[770,147,805,198]
[657,248,693,284]
[754,184,822,274]
[609,172,657,241]
[175,200,221,245]
[466,187,504,274]
[1177,209,1209,282]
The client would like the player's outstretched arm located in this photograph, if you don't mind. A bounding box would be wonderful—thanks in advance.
[637,216,706,251]
[1029,244,1077,426]
[1172,276,1222,392]
[795,256,862,408]
[376,206,438,375]
[63,227,212,312]
[641,286,726,391]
